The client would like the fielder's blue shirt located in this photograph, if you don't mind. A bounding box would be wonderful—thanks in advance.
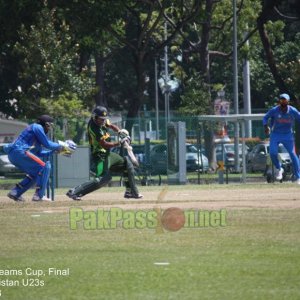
[263,105,300,134]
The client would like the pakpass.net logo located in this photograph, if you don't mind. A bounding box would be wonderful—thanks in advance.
[69,207,227,232]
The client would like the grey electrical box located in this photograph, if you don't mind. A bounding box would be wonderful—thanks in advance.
[167,121,186,184]
[55,146,90,187]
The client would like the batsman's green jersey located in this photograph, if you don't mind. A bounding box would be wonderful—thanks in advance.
[87,118,124,177]
[88,118,111,160]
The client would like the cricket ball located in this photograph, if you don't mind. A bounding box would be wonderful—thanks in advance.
[161,207,185,232]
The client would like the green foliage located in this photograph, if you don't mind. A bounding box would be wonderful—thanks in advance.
[179,75,211,115]
[40,92,88,118]
[276,33,300,98]
[1,0,300,123]
[39,92,90,143]
[265,21,285,45]
[12,4,94,117]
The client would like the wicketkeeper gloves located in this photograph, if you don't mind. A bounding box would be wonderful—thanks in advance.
[58,140,77,157]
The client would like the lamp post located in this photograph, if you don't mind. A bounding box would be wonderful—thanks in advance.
[164,22,170,130]
[232,0,240,172]
[154,58,160,140]
[158,22,179,138]
[158,77,171,139]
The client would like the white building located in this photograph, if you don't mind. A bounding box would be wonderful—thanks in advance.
[0,119,28,143]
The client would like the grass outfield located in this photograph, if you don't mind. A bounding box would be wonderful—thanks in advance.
[0,185,300,299]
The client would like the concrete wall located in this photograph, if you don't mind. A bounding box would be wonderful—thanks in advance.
[55,146,90,187]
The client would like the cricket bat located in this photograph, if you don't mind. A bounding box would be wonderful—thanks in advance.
[123,141,139,167]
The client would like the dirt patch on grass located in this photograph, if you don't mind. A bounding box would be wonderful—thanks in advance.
[1,184,300,212]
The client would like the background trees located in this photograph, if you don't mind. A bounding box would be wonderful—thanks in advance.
[0,0,299,132]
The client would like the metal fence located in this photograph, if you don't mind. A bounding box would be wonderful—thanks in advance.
[49,113,276,186]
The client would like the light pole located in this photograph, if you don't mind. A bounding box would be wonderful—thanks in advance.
[164,22,170,125]
[154,58,159,140]
[232,0,240,172]
[243,33,252,137]
[158,77,179,138]
[158,22,179,138]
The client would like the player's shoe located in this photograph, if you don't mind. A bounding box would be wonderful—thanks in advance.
[32,194,52,202]
[275,168,284,180]
[124,191,143,199]
[7,189,25,202]
[66,190,81,201]
[294,179,300,185]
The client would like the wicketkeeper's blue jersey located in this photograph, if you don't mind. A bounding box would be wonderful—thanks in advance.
[4,123,61,156]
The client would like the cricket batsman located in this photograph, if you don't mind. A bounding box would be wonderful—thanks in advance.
[66,106,143,200]
[4,115,76,201]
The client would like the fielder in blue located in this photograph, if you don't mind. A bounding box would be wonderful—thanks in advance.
[4,115,68,201]
[263,93,300,183]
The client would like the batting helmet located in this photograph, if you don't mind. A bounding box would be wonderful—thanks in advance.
[92,106,108,119]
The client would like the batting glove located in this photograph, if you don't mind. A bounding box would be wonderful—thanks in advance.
[118,129,129,139]
[120,136,131,145]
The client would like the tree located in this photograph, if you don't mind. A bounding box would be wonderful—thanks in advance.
[104,0,202,131]
[0,0,43,117]
[49,0,125,108]
[12,4,94,118]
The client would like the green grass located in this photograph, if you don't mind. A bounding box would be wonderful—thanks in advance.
[0,187,300,299]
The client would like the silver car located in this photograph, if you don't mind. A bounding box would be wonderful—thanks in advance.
[215,143,249,169]
[150,143,209,174]
[247,143,291,172]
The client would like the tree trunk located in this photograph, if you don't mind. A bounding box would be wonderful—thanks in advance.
[125,55,145,133]
[95,54,107,107]
[200,0,215,168]
[78,52,89,73]
[257,0,289,94]
[199,0,213,81]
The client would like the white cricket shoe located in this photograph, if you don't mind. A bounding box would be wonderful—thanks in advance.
[275,168,284,181]
[32,194,52,202]
[294,179,300,185]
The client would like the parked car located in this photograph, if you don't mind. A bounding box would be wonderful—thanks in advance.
[150,143,209,174]
[111,144,147,165]
[0,154,20,177]
[247,142,291,172]
[215,143,249,169]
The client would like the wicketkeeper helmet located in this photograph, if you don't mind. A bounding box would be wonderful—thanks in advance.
[37,114,54,126]
[37,115,54,133]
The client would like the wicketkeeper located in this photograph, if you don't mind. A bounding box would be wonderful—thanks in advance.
[66,106,143,200]
[4,115,76,201]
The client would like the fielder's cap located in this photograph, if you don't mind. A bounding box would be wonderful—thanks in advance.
[37,115,54,125]
[279,93,290,101]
